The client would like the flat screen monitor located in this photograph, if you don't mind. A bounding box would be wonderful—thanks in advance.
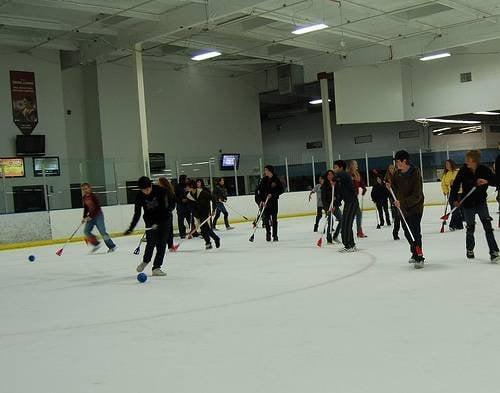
[33,157,60,176]
[220,154,240,170]
[16,134,45,156]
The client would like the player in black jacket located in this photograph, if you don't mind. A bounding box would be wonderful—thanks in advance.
[212,178,234,230]
[450,150,499,262]
[333,160,359,252]
[125,176,174,276]
[321,170,342,244]
[255,165,284,242]
[187,180,220,250]
[371,176,391,226]
[174,175,191,239]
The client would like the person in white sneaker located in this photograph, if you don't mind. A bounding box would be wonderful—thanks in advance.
[124,177,170,276]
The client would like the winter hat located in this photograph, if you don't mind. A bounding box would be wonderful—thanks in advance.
[138,176,152,189]
[394,150,410,162]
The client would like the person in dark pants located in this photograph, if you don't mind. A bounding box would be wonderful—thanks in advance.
[309,175,325,232]
[158,177,178,252]
[441,159,463,230]
[385,164,401,240]
[81,183,117,253]
[125,176,170,276]
[186,180,220,250]
[213,178,234,231]
[390,150,425,269]
[333,160,358,252]
[321,170,342,244]
[371,176,391,226]
[255,165,284,242]
[174,175,191,239]
[495,154,500,214]
[450,150,499,262]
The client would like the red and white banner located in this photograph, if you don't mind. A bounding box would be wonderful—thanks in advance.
[10,71,38,135]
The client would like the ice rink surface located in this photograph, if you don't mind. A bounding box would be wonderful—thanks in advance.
[1,204,500,393]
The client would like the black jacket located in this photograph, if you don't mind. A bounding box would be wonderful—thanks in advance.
[128,185,170,230]
[255,175,284,205]
[450,164,496,208]
[213,184,228,202]
[392,165,424,216]
[188,188,213,221]
[371,182,389,203]
[333,171,357,204]
[495,154,500,190]
[174,181,188,205]
[321,181,342,209]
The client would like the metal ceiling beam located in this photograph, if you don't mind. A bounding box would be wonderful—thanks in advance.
[0,32,78,50]
[437,0,494,20]
[121,0,283,46]
[0,14,117,35]
[11,0,161,21]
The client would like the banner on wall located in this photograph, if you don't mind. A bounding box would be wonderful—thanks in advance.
[10,71,38,135]
[0,157,25,178]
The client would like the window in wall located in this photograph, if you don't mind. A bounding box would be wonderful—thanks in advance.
[399,130,420,139]
[354,135,373,144]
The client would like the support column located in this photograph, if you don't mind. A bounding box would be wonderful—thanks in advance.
[134,43,150,177]
[318,72,334,169]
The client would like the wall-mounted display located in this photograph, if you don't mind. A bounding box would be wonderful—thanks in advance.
[0,157,25,178]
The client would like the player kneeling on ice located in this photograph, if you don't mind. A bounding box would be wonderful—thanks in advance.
[125,176,173,276]
[81,183,116,253]
[390,150,425,269]
[450,150,500,262]
[186,180,220,250]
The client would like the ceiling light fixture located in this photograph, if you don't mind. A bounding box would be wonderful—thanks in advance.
[309,98,331,105]
[459,126,482,131]
[419,52,451,61]
[292,23,329,35]
[432,127,451,133]
[473,111,500,115]
[462,129,480,134]
[416,118,480,125]
[191,51,221,61]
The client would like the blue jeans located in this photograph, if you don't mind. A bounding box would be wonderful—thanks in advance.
[84,212,115,249]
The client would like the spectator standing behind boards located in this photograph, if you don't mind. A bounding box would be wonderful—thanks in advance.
[441,159,463,231]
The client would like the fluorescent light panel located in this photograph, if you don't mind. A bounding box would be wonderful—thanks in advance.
[420,52,451,61]
[460,126,481,131]
[416,118,480,125]
[432,127,451,133]
[462,129,479,134]
[292,23,328,35]
[473,111,500,115]
[309,98,331,105]
[191,51,221,61]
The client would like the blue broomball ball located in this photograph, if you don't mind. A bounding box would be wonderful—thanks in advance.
[28,255,36,262]
[137,273,148,283]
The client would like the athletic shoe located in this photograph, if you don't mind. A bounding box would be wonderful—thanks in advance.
[107,246,117,253]
[152,268,166,276]
[414,261,424,269]
[357,230,367,238]
[313,225,318,233]
[213,227,219,231]
[266,233,271,242]
[273,237,279,242]
[333,237,341,244]
[214,238,221,249]
[136,261,149,273]
[226,226,235,230]
[408,256,416,264]
[205,243,213,250]
[393,235,400,240]
[91,242,102,253]
[490,252,500,263]
[467,250,475,259]
[449,227,456,232]
[169,243,180,253]
[340,246,358,253]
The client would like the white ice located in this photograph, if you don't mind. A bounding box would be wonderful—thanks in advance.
[1,205,500,393]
